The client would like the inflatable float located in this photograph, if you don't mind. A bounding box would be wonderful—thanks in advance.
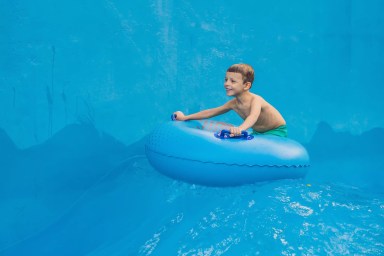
[145,118,310,186]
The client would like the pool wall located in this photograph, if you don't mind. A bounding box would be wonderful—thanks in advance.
[1,0,384,148]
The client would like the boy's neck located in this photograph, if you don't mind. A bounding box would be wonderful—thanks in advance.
[235,91,252,104]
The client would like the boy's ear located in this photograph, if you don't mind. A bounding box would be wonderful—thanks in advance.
[244,82,252,90]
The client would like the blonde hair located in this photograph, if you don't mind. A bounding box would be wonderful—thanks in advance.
[227,63,255,86]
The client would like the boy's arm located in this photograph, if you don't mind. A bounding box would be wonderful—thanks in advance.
[240,100,261,131]
[174,100,233,121]
[231,99,261,136]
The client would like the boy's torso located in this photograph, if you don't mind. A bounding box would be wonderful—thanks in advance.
[232,94,286,132]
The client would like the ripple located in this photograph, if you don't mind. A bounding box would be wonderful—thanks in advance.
[288,202,314,217]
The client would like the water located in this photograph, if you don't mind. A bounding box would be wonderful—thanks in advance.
[1,128,383,255]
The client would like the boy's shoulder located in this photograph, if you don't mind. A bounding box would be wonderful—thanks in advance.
[249,93,269,107]
[225,98,237,106]
[250,93,263,101]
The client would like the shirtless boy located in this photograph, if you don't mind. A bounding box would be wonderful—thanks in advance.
[173,63,287,137]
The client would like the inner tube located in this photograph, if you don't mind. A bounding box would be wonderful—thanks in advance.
[145,119,310,186]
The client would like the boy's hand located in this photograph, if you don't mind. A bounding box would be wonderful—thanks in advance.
[229,127,243,137]
[173,111,186,121]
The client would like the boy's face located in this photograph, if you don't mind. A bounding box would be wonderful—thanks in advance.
[224,72,247,96]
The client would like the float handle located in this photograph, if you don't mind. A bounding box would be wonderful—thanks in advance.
[214,129,254,140]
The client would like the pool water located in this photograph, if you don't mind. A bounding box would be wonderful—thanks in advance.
[3,160,384,255]
[0,124,383,255]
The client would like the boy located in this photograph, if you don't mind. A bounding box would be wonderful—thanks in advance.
[173,63,287,137]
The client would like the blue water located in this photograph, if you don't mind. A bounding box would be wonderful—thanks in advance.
[1,0,384,255]
[0,124,383,255]
[2,156,384,255]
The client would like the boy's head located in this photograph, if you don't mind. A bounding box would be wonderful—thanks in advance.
[226,63,255,88]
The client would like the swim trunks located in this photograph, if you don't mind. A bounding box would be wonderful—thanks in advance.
[252,125,288,137]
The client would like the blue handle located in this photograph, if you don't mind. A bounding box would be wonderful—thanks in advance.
[214,129,254,140]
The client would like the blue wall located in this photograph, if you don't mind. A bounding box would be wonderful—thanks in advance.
[1,0,384,147]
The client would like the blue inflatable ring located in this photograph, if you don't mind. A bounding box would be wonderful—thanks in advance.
[145,119,310,186]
